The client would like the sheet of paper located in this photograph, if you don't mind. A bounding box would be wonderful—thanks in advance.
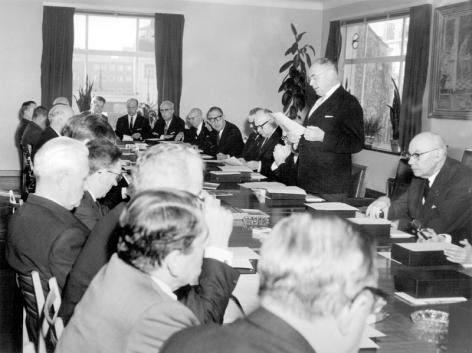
[223,156,244,166]
[230,247,260,260]
[122,134,133,141]
[232,258,254,269]
[390,229,415,238]
[305,194,325,203]
[264,186,307,195]
[394,292,467,306]
[200,154,214,160]
[250,173,267,180]
[239,182,286,189]
[210,171,241,175]
[203,182,220,190]
[306,202,358,211]
[359,336,379,349]
[397,242,449,252]
[219,165,253,172]
[365,325,386,338]
[272,112,306,137]
[348,217,391,225]
[252,227,272,241]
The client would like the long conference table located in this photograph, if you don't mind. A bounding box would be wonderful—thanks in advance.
[205,176,471,353]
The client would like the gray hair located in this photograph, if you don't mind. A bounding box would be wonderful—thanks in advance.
[259,214,376,319]
[34,136,89,180]
[160,100,175,110]
[132,143,204,195]
[312,58,338,74]
[48,104,74,127]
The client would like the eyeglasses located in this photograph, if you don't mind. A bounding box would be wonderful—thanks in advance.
[351,286,389,314]
[104,170,123,183]
[254,120,269,130]
[207,115,223,123]
[160,108,172,112]
[401,148,440,161]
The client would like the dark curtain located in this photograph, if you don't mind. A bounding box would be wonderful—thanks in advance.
[324,20,342,68]
[399,4,432,151]
[154,13,185,116]
[41,6,74,107]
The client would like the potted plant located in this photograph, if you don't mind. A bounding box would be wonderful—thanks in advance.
[278,24,316,121]
[388,78,401,152]
[364,116,382,147]
[74,75,94,112]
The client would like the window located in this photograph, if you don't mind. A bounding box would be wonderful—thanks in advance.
[340,14,409,153]
[73,13,157,124]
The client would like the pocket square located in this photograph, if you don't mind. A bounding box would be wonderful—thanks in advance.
[431,204,437,209]
[324,115,334,118]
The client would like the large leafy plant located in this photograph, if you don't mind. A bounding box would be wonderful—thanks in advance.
[74,75,94,112]
[279,24,316,120]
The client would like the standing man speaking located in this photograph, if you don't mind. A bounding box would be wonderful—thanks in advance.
[297,58,364,198]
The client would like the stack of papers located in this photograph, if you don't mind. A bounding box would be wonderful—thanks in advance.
[203,182,219,190]
[239,182,285,189]
[264,185,307,195]
[306,202,358,211]
[219,165,253,172]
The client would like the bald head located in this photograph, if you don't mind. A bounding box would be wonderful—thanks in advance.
[186,108,203,128]
[407,132,447,178]
[48,104,74,132]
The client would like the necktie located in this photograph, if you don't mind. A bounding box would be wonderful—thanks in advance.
[130,116,134,130]
[217,132,221,146]
[164,122,170,135]
[422,180,430,204]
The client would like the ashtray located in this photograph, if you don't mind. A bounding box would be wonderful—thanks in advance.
[410,309,449,329]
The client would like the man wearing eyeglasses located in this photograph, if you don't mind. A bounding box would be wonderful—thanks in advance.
[181,107,218,156]
[207,106,244,159]
[161,214,384,353]
[243,109,283,180]
[151,100,186,141]
[241,107,264,161]
[367,132,472,243]
[73,139,122,230]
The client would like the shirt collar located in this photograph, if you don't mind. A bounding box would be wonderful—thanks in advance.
[428,170,440,187]
[151,276,177,300]
[322,83,341,101]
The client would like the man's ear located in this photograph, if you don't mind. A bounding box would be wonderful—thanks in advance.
[56,170,69,190]
[337,293,369,336]
[165,250,183,278]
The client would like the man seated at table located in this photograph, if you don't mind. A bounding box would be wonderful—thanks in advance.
[241,107,263,161]
[161,213,383,353]
[151,100,185,141]
[243,109,282,180]
[366,132,472,243]
[181,107,217,156]
[57,188,233,353]
[82,95,108,122]
[21,106,48,149]
[6,137,90,342]
[115,98,150,141]
[60,143,239,325]
[73,139,122,230]
[207,106,244,159]
[33,104,74,156]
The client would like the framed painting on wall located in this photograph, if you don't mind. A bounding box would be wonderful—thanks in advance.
[429,1,472,120]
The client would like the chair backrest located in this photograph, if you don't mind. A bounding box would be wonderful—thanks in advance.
[461,148,472,169]
[387,158,414,199]
[349,163,367,198]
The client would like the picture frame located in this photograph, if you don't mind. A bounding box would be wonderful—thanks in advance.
[429,1,472,120]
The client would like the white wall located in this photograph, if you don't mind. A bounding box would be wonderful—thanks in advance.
[0,0,322,172]
[323,0,472,192]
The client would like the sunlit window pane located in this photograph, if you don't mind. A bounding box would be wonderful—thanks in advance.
[366,18,406,57]
[138,18,154,52]
[74,14,86,49]
[88,15,136,51]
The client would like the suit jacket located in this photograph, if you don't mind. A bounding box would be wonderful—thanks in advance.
[60,203,239,325]
[32,126,59,158]
[274,153,298,186]
[184,123,218,156]
[256,128,283,180]
[21,121,43,148]
[242,132,262,161]
[388,158,472,243]
[161,307,316,353]
[73,190,109,231]
[56,255,200,353]
[151,115,186,140]
[115,113,150,140]
[298,86,364,194]
[217,121,244,158]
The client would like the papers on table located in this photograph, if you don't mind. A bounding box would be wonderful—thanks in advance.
[306,202,358,211]
[264,185,306,195]
[219,165,253,172]
[390,228,415,238]
[394,292,467,306]
[222,156,244,166]
[249,173,267,180]
[305,194,325,203]
[203,182,220,190]
[239,182,286,189]
[201,154,214,160]
[122,134,133,141]
[349,217,391,225]
[397,242,449,252]
[272,112,306,137]
[252,227,272,241]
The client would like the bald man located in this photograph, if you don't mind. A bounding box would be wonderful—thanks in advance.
[367,132,472,243]
[183,107,218,156]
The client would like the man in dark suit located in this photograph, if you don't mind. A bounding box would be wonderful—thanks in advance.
[21,106,48,148]
[241,107,263,161]
[273,143,298,186]
[33,104,74,157]
[81,96,109,122]
[182,107,217,156]
[297,58,364,197]
[207,106,244,159]
[6,137,90,342]
[73,139,122,230]
[115,98,150,140]
[151,100,186,140]
[367,132,472,243]
[60,144,239,325]
[244,109,283,180]
[161,214,382,353]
